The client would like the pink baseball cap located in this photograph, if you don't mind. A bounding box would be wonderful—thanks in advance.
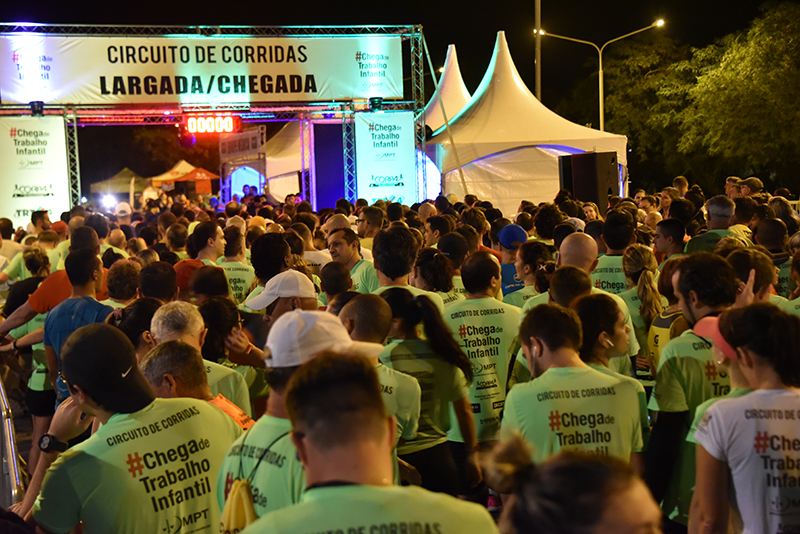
[694,316,738,361]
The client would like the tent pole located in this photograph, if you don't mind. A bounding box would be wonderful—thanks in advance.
[422,35,468,197]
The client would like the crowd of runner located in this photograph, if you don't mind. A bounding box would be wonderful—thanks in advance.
[1,174,799,534]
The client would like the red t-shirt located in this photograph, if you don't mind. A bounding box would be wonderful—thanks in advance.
[28,269,109,315]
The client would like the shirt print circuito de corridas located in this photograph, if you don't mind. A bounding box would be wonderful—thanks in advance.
[442,297,521,443]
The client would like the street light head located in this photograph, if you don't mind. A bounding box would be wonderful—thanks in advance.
[655,19,665,27]
[537,29,546,35]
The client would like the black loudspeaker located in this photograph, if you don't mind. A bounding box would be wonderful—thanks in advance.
[558,152,618,215]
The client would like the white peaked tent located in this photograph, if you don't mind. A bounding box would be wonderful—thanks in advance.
[429,31,627,216]
[424,45,472,132]
[265,122,302,179]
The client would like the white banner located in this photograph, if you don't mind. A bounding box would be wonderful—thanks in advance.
[0,35,402,105]
[355,111,417,205]
[220,129,262,162]
[0,116,71,230]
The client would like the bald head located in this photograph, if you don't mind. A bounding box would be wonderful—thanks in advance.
[558,233,599,273]
[324,213,351,236]
[417,203,436,223]
[339,294,392,344]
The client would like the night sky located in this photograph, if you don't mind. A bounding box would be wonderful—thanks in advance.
[0,0,766,189]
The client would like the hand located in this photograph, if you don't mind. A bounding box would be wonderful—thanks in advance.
[734,269,756,308]
[463,451,483,489]
[225,329,250,354]
[634,354,650,370]
[48,397,94,443]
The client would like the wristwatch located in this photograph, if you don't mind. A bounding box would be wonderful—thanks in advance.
[39,434,68,453]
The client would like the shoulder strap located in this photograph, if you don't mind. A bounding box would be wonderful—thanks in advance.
[245,431,291,483]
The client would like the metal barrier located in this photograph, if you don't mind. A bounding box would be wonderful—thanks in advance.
[0,377,24,508]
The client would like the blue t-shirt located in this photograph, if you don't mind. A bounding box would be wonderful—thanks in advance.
[44,297,115,399]
[500,263,523,296]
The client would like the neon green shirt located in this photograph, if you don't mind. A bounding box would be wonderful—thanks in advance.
[98,298,128,310]
[350,259,380,294]
[502,284,539,308]
[100,243,130,259]
[32,398,242,534]
[773,294,800,317]
[501,366,643,464]
[240,484,499,534]
[685,229,746,254]
[443,297,521,443]
[776,257,797,299]
[379,339,469,454]
[11,310,50,391]
[591,254,629,294]
[648,328,731,525]
[206,360,253,417]
[218,259,256,305]
[46,248,60,274]
[589,363,650,450]
[217,415,304,518]
[3,251,31,282]
[55,239,70,270]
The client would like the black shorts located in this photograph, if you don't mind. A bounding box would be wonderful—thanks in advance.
[26,388,56,417]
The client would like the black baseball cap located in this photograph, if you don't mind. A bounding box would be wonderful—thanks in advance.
[438,232,469,262]
[61,324,155,414]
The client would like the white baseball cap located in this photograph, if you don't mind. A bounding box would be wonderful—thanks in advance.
[245,270,317,310]
[264,310,382,368]
[115,202,132,217]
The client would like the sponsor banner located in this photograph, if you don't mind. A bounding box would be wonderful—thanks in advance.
[0,116,70,229]
[355,111,416,205]
[220,129,261,162]
[0,35,402,105]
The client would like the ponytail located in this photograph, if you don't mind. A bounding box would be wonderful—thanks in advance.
[381,288,473,382]
[623,244,662,329]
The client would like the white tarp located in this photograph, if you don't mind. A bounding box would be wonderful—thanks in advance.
[0,116,71,229]
[0,35,402,104]
[429,31,627,216]
[264,123,302,179]
[424,45,471,132]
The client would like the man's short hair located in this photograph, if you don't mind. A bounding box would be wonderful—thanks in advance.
[520,303,582,352]
[84,214,110,239]
[549,266,592,308]
[673,176,688,189]
[386,203,403,222]
[372,227,417,280]
[320,261,351,296]
[31,210,49,227]
[361,206,384,229]
[733,196,756,224]
[454,225,480,254]
[339,294,393,343]
[167,223,188,249]
[656,218,686,244]
[667,198,695,227]
[461,251,499,294]
[676,252,739,308]
[427,216,452,238]
[65,249,100,286]
[705,195,735,220]
[139,261,177,301]
[602,209,635,250]
[36,230,59,245]
[251,233,290,281]
[329,227,359,246]
[290,222,313,242]
[756,218,788,250]
[286,352,386,450]
[190,266,228,298]
[140,340,208,391]
[0,218,13,239]
[70,226,99,252]
[106,259,141,301]
[293,213,318,235]
[726,248,776,294]
[534,204,566,240]
[225,202,241,218]
[460,207,488,234]
[158,212,177,231]
[151,301,205,341]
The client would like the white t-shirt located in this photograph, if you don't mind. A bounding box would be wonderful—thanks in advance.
[694,389,800,534]
[303,249,332,277]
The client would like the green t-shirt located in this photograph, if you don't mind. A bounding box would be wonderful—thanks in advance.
[100,243,130,259]
[3,251,32,282]
[685,229,745,254]
[379,339,469,454]
[46,248,60,274]
[437,285,465,308]
[501,366,643,464]
[502,284,539,308]
[218,260,256,305]
[375,362,421,444]
[240,484,499,534]
[55,239,70,270]
[32,398,242,534]
[589,363,650,450]
[773,294,800,317]
[658,253,686,272]
[775,257,797,299]
[519,288,640,359]
[443,297,521,443]
[618,288,656,384]
[241,285,266,315]
[217,415,305,518]
[98,298,127,310]
[350,259,380,294]
[591,254,629,294]
[175,250,189,261]
[647,328,731,525]
[206,360,253,417]
[11,310,50,391]
[686,388,752,445]
[373,284,445,316]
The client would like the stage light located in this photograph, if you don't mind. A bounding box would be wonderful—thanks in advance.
[29,101,44,116]
[102,195,116,209]
[80,197,88,204]
[369,97,383,112]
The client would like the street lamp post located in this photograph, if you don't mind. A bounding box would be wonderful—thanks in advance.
[537,20,664,131]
